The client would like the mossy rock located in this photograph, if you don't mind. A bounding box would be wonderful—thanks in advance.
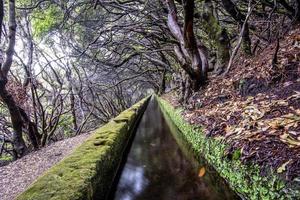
[17,97,150,200]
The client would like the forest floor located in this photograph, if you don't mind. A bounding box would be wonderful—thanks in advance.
[163,26,300,184]
[0,133,90,200]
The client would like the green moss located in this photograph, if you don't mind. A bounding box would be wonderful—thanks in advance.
[17,97,150,200]
[198,0,230,70]
[157,96,300,200]
[0,154,12,161]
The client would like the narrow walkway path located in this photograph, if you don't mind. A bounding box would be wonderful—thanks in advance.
[0,133,90,200]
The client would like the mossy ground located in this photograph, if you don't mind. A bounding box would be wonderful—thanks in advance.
[157,96,300,200]
[16,97,149,200]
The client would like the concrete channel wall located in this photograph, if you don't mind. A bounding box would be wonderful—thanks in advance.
[17,97,150,200]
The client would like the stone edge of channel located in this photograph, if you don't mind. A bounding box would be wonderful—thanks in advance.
[16,96,150,200]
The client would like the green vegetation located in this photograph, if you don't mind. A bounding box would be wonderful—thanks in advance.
[0,154,13,162]
[32,4,63,37]
[157,97,300,200]
[16,97,149,200]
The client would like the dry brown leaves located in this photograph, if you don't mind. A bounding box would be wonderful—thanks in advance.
[163,26,300,180]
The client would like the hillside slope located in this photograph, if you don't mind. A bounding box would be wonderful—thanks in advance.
[164,26,300,184]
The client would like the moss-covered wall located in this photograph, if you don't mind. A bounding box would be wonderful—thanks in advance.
[157,97,299,200]
[17,97,150,200]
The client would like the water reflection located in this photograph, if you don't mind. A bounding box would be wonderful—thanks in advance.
[110,99,240,200]
[115,165,148,200]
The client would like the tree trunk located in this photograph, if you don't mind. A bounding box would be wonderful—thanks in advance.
[66,70,78,131]
[19,107,41,149]
[0,0,3,42]
[159,69,166,95]
[165,0,208,90]
[179,71,186,104]
[221,0,252,55]
[0,79,27,158]
[183,0,207,89]
[0,0,27,158]
[183,75,192,104]
[295,0,300,22]
[202,0,230,74]
[70,89,78,131]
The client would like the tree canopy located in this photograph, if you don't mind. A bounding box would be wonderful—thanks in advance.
[0,0,299,160]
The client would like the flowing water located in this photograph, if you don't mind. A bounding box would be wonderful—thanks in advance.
[108,98,240,200]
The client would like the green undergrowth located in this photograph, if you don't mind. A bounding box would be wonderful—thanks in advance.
[17,97,150,200]
[157,96,300,200]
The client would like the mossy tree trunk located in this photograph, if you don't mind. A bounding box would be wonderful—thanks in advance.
[221,0,252,55]
[201,0,230,74]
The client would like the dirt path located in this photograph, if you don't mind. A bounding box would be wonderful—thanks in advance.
[0,133,90,200]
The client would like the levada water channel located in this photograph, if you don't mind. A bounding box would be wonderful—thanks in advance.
[107,97,241,200]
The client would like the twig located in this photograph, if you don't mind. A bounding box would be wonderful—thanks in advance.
[272,37,280,67]
[272,16,286,68]
[252,39,260,55]
[75,106,94,136]
[224,0,255,75]
[94,0,100,9]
